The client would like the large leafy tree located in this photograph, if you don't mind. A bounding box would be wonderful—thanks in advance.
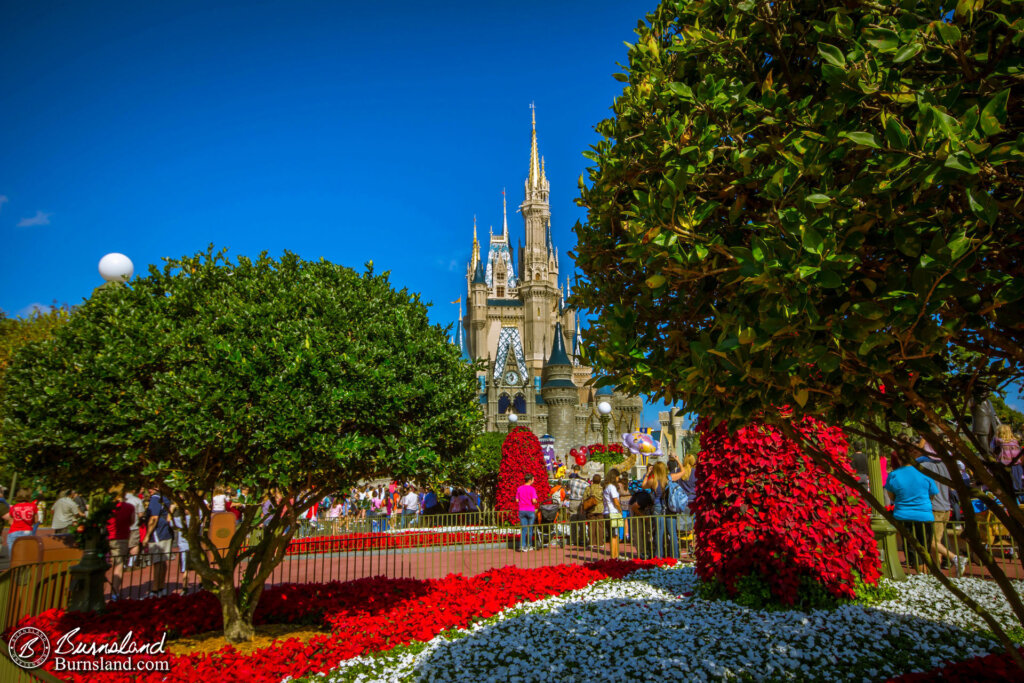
[0,249,481,641]
[0,306,70,491]
[573,0,1024,658]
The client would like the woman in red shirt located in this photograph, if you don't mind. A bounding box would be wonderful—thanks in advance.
[4,489,38,554]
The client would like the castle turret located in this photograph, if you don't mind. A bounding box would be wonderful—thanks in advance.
[541,322,578,460]
[469,241,487,359]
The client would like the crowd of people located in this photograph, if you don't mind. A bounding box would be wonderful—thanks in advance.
[878,424,1021,574]
[1,422,1019,599]
[516,453,699,559]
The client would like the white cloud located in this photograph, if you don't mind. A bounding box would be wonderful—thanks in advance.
[0,195,8,212]
[17,210,51,227]
[16,303,52,318]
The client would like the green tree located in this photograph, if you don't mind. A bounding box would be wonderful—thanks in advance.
[991,392,1024,427]
[573,0,1024,658]
[0,249,481,642]
[0,306,71,493]
[448,431,505,508]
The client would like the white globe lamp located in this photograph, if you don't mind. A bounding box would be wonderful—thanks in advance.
[597,400,612,416]
[98,253,134,283]
[508,412,518,424]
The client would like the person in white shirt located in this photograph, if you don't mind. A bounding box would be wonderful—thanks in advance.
[602,468,622,549]
[124,489,145,568]
[400,485,420,529]
[212,486,230,513]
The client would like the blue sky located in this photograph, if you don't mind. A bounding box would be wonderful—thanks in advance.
[0,0,693,426]
[2,2,1018,423]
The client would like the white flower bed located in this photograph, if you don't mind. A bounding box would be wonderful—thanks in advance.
[309,565,1022,683]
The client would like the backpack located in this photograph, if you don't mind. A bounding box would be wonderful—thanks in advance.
[666,481,688,514]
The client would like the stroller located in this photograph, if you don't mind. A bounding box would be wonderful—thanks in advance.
[534,503,565,548]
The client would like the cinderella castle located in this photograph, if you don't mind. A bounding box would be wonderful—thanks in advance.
[455,108,643,461]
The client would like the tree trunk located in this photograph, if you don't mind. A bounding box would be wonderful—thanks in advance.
[219,588,255,643]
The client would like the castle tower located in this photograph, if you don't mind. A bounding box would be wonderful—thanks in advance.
[519,105,558,377]
[541,322,578,460]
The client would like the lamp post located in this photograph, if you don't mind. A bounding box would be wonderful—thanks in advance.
[98,253,134,283]
[70,253,135,614]
[508,412,518,434]
[598,400,612,476]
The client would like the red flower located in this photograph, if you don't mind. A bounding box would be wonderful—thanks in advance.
[693,417,880,604]
[495,427,552,524]
[10,559,667,683]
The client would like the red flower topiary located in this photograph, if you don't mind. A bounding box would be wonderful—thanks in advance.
[693,416,880,604]
[495,427,552,524]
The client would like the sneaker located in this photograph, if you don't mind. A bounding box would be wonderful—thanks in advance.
[956,556,969,572]
[109,593,119,602]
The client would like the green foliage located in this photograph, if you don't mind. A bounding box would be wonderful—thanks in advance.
[991,393,1024,428]
[0,306,71,491]
[0,306,70,393]
[448,430,505,506]
[0,249,480,494]
[573,0,1024,431]
[697,571,897,612]
[67,494,116,556]
[0,248,481,640]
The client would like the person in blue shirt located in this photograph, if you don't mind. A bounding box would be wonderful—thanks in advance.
[145,489,175,597]
[885,450,938,574]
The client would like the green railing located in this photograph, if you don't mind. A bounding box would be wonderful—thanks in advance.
[0,651,65,683]
[3,512,1019,634]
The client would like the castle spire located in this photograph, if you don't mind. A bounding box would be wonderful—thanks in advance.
[502,188,508,239]
[471,215,480,272]
[528,103,540,189]
[546,321,572,366]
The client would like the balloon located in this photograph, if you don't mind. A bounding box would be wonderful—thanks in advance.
[572,449,588,466]
[622,430,662,458]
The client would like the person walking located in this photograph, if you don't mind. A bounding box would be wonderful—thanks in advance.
[145,488,174,598]
[516,474,539,552]
[916,445,967,572]
[172,507,195,595]
[400,485,420,528]
[51,490,83,534]
[885,450,938,574]
[566,465,588,519]
[124,487,145,569]
[106,485,135,600]
[603,469,622,549]
[581,474,605,550]
[644,462,679,559]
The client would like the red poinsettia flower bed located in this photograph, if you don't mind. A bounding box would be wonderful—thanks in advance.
[284,529,515,555]
[495,427,552,524]
[694,417,880,604]
[887,647,1024,682]
[14,558,673,683]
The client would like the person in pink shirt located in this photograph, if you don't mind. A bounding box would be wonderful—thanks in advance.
[516,474,539,552]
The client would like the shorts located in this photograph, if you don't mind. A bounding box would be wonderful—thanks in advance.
[148,537,172,563]
[128,528,140,550]
[110,539,130,565]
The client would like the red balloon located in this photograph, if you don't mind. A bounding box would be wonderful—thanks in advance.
[573,450,587,466]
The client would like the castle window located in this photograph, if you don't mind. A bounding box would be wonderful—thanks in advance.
[497,286,505,297]
[513,393,527,414]
[498,393,511,414]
